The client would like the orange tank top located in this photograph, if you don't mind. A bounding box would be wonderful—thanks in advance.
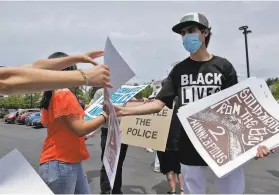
[40,90,89,164]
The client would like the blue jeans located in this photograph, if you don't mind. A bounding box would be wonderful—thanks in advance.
[39,160,91,194]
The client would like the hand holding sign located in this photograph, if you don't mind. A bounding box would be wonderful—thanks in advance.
[84,64,112,88]
[255,145,276,159]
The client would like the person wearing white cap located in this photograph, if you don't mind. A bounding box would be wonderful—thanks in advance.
[110,12,275,194]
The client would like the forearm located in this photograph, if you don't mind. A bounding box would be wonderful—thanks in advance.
[23,55,81,70]
[0,67,84,95]
[122,100,164,116]
[78,115,106,137]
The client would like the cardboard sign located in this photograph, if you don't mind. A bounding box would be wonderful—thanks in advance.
[85,85,147,121]
[120,101,173,151]
[178,77,279,178]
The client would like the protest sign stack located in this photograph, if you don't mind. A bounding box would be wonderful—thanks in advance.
[177,77,279,178]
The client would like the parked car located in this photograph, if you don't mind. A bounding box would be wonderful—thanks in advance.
[15,109,40,124]
[25,112,41,126]
[16,112,34,124]
[32,117,43,128]
[4,112,17,123]
[0,109,16,118]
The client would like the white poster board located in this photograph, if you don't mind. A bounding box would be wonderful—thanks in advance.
[0,149,53,194]
[104,37,135,96]
[177,77,279,178]
[102,89,121,189]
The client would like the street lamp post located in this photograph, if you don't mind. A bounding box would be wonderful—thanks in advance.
[239,25,252,78]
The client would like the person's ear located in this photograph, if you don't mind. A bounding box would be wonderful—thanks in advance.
[203,29,209,38]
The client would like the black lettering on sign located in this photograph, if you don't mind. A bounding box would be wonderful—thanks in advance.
[162,109,168,117]
[135,118,151,126]
[127,128,157,139]
[151,109,168,117]
[152,131,158,139]
[127,128,132,134]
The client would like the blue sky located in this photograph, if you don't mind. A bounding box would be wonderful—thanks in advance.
[0,1,278,84]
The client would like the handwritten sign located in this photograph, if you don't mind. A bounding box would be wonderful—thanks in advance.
[85,85,147,121]
[178,77,279,178]
[120,101,173,151]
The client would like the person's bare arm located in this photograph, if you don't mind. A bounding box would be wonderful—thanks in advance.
[63,113,108,137]
[115,99,165,117]
[0,65,112,95]
[22,50,104,70]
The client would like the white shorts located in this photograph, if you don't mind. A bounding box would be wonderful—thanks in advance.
[180,164,245,194]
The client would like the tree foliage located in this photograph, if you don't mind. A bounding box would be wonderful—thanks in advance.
[266,77,279,86]
[0,92,42,109]
[271,81,279,100]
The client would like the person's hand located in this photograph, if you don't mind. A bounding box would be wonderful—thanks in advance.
[84,64,112,88]
[77,50,104,65]
[255,145,276,160]
[114,105,124,117]
[143,98,149,103]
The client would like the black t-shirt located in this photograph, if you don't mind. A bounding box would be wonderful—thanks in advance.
[156,55,238,166]
[165,96,181,151]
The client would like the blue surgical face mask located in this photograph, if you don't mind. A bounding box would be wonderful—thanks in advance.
[182,33,202,53]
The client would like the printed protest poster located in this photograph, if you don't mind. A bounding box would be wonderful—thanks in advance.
[120,100,173,151]
[102,88,121,189]
[104,37,135,96]
[0,149,53,194]
[84,85,147,121]
[177,77,279,178]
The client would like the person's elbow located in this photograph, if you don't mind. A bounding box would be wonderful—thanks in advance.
[153,99,165,113]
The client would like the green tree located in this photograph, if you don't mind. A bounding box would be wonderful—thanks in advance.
[23,93,42,108]
[266,77,279,86]
[75,88,86,103]
[135,85,153,99]
[88,87,102,100]
[271,81,279,100]
[0,95,24,109]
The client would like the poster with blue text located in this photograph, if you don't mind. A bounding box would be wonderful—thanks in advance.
[84,85,147,121]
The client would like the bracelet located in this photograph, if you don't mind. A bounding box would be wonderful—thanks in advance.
[78,69,89,86]
[100,114,107,123]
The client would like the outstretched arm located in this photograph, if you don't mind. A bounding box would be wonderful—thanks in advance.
[63,113,108,137]
[0,64,111,95]
[114,99,165,117]
[22,50,104,70]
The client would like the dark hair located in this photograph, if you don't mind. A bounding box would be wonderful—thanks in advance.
[199,26,212,48]
[40,52,78,110]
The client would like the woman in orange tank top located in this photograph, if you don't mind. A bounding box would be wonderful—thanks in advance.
[39,52,108,194]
